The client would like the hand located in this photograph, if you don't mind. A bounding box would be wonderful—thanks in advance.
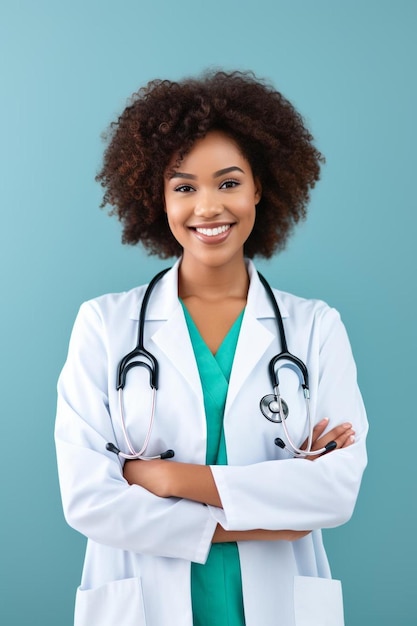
[213,525,311,543]
[123,459,173,497]
[301,418,355,461]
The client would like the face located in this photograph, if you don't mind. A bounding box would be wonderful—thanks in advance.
[164,130,261,272]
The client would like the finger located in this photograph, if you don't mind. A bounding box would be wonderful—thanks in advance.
[309,429,356,460]
[323,422,353,441]
[338,431,355,449]
[326,430,355,452]
[309,422,352,452]
[300,418,329,450]
[311,417,329,441]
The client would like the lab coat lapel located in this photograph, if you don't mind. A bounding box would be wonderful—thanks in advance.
[142,261,203,400]
[132,260,284,410]
[152,306,203,400]
[225,262,277,413]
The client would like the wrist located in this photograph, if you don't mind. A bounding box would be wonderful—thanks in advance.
[168,463,222,507]
[166,461,182,498]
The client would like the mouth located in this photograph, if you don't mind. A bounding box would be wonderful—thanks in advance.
[189,223,234,245]
[194,224,231,237]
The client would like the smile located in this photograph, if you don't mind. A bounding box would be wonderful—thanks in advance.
[194,224,231,237]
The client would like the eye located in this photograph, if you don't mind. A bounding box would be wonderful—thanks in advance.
[220,179,240,190]
[174,184,195,193]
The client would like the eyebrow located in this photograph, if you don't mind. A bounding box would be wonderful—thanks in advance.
[213,166,244,178]
[168,166,245,180]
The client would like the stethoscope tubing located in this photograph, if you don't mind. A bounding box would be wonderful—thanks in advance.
[107,269,336,460]
[117,387,158,459]
[107,269,174,460]
[116,268,170,391]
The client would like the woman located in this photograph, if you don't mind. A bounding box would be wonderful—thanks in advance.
[55,70,368,626]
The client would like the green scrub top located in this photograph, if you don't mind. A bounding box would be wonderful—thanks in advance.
[180,302,246,626]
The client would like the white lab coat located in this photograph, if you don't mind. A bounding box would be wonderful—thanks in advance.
[55,259,368,626]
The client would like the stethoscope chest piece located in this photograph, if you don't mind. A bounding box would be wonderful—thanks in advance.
[260,394,289,423]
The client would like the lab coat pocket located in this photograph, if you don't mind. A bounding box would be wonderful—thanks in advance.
[294,576,344,626]
[74,577,147,626]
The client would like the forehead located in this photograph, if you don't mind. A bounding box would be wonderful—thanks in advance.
[168,130,250,173]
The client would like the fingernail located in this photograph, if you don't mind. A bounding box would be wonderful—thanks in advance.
[349,435,355,443]
[343,422,352,428]
[320,417,329,423]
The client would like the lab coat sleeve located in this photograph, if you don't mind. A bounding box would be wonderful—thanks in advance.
[209,306,368,531]
[55,301,216,562]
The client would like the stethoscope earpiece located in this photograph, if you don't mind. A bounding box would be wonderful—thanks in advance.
[274,437,286,449]
[106,440,176,461]
[275,437,338,458]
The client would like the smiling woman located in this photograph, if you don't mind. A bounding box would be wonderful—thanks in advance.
[164,130,260,276]
[55,70,367,626]
[95,70,323,259]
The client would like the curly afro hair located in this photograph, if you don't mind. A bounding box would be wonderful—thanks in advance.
[96,70,324,258]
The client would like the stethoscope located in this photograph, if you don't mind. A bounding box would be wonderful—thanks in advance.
[106,269,336,461]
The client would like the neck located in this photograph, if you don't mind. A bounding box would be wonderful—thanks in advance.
[178,255,249,302]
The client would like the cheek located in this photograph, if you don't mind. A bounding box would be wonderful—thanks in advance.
[166,213,177,235]
[165,207,186,243]
[239,198,257,225]
[164,199,177,224]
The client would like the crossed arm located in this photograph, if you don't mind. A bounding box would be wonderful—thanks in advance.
[123,419,355,543]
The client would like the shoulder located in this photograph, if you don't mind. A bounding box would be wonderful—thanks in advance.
[247,260,342,331]
[272,287,337,320]
[72,263,179,336]
[72,285,148,335]
[281,290,345,343]
[248,259,332,311]
[85,284,147,314]
[266,287,352,365]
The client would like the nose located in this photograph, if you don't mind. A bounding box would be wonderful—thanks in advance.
[193,191,223,218]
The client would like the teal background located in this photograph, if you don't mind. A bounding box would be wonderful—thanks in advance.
[1,0,415,624]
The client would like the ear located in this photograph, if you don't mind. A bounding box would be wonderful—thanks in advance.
[254,177,262,204]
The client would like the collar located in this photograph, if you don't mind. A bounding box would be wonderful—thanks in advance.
[128,258,289,321]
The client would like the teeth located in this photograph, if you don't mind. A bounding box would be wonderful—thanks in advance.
[195,225,230,237]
